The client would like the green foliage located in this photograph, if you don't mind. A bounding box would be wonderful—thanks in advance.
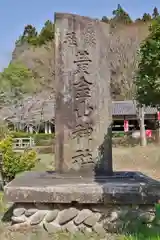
[0,135,37,181]
[135,18,142,23]
[17,21,54,47]
[155,203,160,220]
[0,62,35,103]
[38,20,55,45]
[17,6,160,47]
[112,132,126,138]
[152,7,159,19]
[142,13,152,22]
[101,16,109,23]
[135,16,160,106]
[11,132,54,146]
[22,25,38,45]
[112,4,132,24]
[0,122,10,140]
[23,25,37,38]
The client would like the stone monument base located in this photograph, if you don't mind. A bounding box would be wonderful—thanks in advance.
[4,171,160,235]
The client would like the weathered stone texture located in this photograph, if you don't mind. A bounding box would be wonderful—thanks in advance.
[54,13,112,174]
[45,209,59,222]
[10,203,157,235]
[4,171,160,204]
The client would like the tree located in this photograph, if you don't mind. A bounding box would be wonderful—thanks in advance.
[38,20,54,45]
[137,104,147,146]
[21,25,38,45]
[135,18,142,23]
[0,63,37,130]
[23,25,37,38]
[142,13,152,22]
[109,23,149,100]
[17,21,54,47]
[0,62,35,103]
[101,16,109,23]
[0,135,37,182]
[135,17,160,142]
[152,7,159,19]
[13,42,55,93]
[112,4,132,24]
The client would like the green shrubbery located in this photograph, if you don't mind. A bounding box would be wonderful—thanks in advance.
[0,135,38,181]
[112,132,126,138]
[11,132,54,146]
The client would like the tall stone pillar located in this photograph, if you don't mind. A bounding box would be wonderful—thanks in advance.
[54,13,112,176]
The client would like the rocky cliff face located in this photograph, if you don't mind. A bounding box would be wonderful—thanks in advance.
[11,22,150,100]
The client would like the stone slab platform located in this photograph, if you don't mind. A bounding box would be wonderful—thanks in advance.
[4,171,160,204]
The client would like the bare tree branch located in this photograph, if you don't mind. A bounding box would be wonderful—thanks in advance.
[109,23,149,100]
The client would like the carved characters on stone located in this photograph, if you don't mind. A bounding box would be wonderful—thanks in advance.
[72,49,94,167]
[72,136,94,166]
[82,22,96,48]
[63,32,77,46]
[74,50,92,75]
[72,101,93,138]
[72,148,93,165]
[74,76,92,99]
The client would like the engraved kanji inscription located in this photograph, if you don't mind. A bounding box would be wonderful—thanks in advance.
[74,50,91,63]
[63,32,77,46]
[55,13,112,173]
[74,101,93,118]
[72,132,93,166]
[82,22,96,47]
[72,122,93,137]
[72,100,93,137]
[72,51,94,138]
[72,148,94,165]
[72,49,94,166]
[74,50,92,74]
[74,76,92,99]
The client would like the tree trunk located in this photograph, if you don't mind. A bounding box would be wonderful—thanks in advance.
[155,110,160,143]
[139,105,147,146]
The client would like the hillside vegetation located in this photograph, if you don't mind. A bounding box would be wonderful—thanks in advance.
[11,5,159,100]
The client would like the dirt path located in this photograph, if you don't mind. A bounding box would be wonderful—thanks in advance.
[113,145,160,180]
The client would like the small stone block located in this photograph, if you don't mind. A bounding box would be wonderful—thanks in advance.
[58,208,79,225]
[25,208,38,217]
[45,209,59,223]
[84,212,101,227]
[30,211,46,225]
[74,209,92,225]
[12,215,26,224]
[13,208,25,217]
[93,222,106,237]
[43,222,61,234]
[65,221,78,233]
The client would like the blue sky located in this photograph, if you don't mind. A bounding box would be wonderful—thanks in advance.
[0,0,160,70]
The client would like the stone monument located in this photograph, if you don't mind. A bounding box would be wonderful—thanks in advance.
[4,13,160,235]
[54,13,112,175]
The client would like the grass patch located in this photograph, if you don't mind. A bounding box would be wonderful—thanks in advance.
[0,192,8,214]
[120,234,160,240]
[34,153,54,171]
[119,226,160,240]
